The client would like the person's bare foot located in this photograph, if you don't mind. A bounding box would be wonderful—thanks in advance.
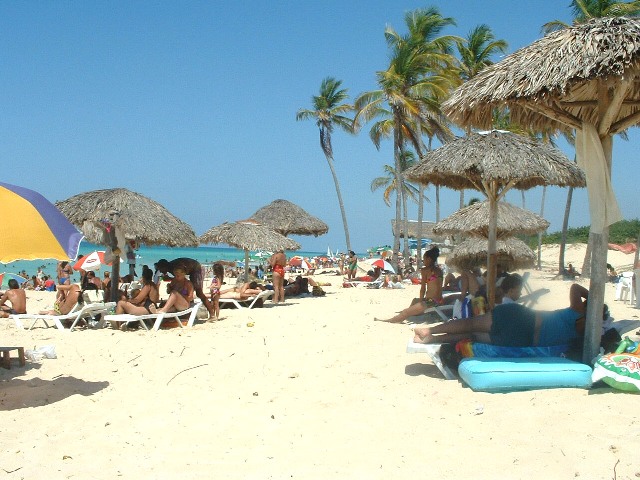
[413,327,433,344]
[374,317,402,323]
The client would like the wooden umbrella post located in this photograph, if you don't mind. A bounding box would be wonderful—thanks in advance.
[487,195,498,310]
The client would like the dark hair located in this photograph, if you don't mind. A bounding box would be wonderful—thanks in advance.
[501,273,523,292]
[8,279,19,289]
[142,268,153,284]
[249,281,258,289]
[424,247,439,261]
[155,259,169,271]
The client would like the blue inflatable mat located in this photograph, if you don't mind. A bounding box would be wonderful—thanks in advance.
[458,357,592,393]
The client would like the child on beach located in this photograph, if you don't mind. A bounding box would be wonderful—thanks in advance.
[209,263,224,320]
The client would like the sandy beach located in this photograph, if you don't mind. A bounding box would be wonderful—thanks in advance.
[1,243,640,479]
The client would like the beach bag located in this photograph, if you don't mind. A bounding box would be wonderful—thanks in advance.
[452,295,473,319]
[312,285,325,296]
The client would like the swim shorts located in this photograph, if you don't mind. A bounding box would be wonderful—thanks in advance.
[490,303,536,347]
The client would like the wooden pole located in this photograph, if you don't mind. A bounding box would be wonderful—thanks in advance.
[244,248,250,282]
[487,193,498,310]
[582,134,612,363]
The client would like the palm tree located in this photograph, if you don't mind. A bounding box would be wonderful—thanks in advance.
[355,7,458,266]
[297,77,354,251]
[371,151,423,251]
[543,0,640,31]
[455,25,508,207]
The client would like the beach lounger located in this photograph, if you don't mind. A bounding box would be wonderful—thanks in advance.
[103,303,201,331]
[219,290,274,309]
[406,341,457,380]
[12,302,116,332]
[406,303,454,324]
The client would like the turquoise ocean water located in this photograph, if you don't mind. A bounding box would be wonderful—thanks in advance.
[1,243,334,283]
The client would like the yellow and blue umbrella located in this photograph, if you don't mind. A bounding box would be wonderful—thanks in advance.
[0,182,84,263]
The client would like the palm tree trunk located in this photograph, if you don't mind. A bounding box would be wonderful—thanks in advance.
[559,186,574,275]
[537,186,546,270]
[521,191,526,209]
[435,186,441,222]
[324,154,351,251]
[392,116,403,269]
[459,190,464,209]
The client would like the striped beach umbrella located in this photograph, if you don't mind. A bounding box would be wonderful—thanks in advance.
[0,182,83,263]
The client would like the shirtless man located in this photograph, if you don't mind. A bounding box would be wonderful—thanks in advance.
[154,258,215,318]
[0,279,27,317]
[269,249,287,304]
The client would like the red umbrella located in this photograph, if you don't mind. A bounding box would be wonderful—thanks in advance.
[73,251,112,271]
[289,256,312,269]
[371,259,395,273]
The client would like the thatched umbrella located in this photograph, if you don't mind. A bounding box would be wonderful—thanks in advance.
[250,199,329,237]
[405,130,584,308]
[199,220,301,280]
[433,201,550,239]
[56,188,198,301]
[442,16,640,362]
[446,237,536,272]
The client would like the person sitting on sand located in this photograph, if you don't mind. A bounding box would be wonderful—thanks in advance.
[156,266,194,313]
[0,279,27,317]
[413,283,589,347]
[374,246,443,323]
[39,283,82,316]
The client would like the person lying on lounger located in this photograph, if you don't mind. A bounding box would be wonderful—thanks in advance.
[412,283,589,348]
[219,281,265,300]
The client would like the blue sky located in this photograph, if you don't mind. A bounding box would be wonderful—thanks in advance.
[1,1,637,253]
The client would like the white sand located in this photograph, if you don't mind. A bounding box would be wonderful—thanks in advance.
[1,243,639,479]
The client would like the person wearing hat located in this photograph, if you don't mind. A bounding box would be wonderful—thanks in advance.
[375,246,443,323]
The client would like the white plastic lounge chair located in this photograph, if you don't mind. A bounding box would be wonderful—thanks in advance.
[103,303,201,331]
[219,290,273,309]
[406,303,454,324]
[12,302,115,332]
[406,341,457,380]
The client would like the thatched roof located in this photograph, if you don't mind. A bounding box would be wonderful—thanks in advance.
[405,130,586,190]
[446,237,536,272]
[55,188,198,247]
[433,201,549,238]
[391,219,448,242]
[443,16,640,133]
[199,220,301,252]
[250,199,329,237]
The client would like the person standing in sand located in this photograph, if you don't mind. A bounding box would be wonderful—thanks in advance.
[269,249,287,304]
[154,258,215,318]
[0,279,27,317]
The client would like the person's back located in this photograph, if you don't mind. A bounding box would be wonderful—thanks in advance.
[0,279,27,316]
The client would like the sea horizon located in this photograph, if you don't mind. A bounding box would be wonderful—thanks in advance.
[0,243,356,282]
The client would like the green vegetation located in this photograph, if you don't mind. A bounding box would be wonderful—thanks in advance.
[523,219,640,246]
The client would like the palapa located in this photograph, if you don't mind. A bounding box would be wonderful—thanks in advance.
[405,130,583,308]
[433,201,550,239]
[446,237,536,272]
[56,188,198,302]
[442,16,640,362]
[56,188,198,247]
[199,220,300,280]
[250,199,329,237]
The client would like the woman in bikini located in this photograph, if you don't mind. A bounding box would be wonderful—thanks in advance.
[157,267,194,313]
[269,249,287,304]
[114,268,160,316]
[39,283,82,316]
[375,246,444,323]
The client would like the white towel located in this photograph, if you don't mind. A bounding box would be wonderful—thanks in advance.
[575,123,622,234]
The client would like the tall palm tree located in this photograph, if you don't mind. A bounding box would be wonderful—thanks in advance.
[371,151,423,251]
[455,25,508,208]
[297,77,354,251]
[355,7,458,266]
